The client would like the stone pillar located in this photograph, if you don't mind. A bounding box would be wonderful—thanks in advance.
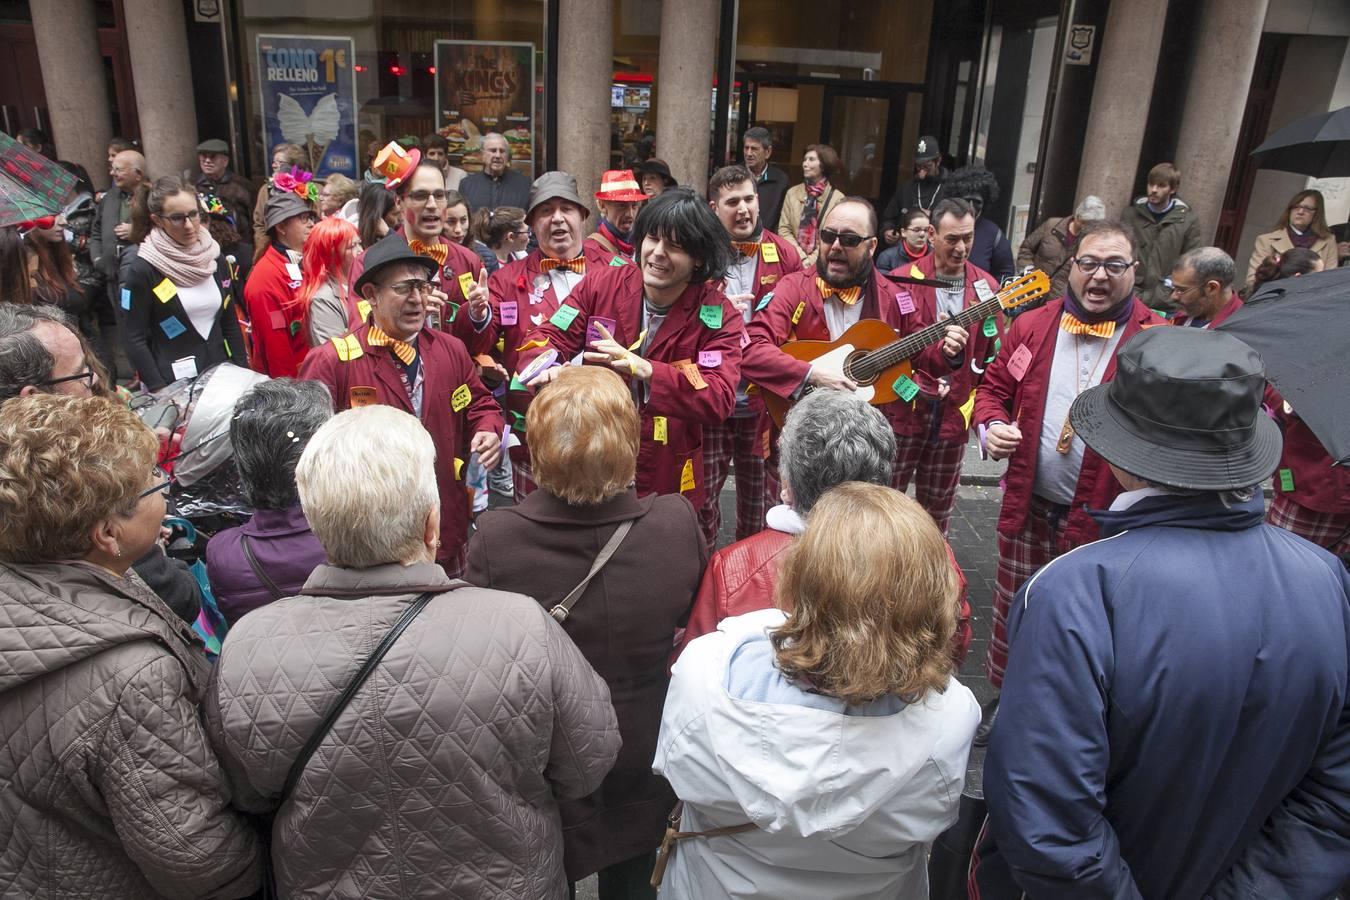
[656,0,719,194]
[122,0,199,180]
[557,0,614,223]
[29,0,114,190]
[1175,0,1269,243]
[1076,0,1170,217]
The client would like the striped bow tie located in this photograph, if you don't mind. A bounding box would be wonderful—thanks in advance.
[732,241,761,258]
[539,256,586,274]
[408,239,448,267]
[816,277,862,305]
[1060,313,1116,339]
[367,324,417,366]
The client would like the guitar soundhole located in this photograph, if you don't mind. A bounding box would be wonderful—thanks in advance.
[844,350,878,386]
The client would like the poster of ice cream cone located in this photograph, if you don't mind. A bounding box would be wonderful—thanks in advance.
[434,40,536,177]
[257,34,359,177]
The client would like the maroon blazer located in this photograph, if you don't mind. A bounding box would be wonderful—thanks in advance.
[298,322,504,567]
[973,296,1166,546]
[351,231,486,349]
[518,265,744,512]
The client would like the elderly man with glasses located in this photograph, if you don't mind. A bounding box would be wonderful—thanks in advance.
[299,233,503,577]
[973,219,1165,697]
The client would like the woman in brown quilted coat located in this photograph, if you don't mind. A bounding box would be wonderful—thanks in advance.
[0,394,261,898]
[208,404,621,899]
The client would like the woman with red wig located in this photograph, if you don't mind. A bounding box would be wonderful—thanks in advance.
[300,217,363,346]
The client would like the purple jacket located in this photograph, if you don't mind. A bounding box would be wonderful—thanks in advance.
[205,504,326,624]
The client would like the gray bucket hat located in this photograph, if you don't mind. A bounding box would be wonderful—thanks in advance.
[527,171,589,220]
[264,191,314,231]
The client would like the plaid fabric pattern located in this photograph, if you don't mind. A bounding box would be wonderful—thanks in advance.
[699,415,770,547]
[440,543,468,580]
[986,495,1072,689]
[892,433,966,535]
[1266,494,1350,557]
[512,458,538,504]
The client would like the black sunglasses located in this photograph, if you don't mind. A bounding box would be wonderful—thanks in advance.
[818,229,873,249]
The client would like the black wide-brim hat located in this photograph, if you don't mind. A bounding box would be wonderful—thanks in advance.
[1069,327,1282,491]
[353,232,439,294]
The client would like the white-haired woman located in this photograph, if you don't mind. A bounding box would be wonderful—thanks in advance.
[207,404,620,899]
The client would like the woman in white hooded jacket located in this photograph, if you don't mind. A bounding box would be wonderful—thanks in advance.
[654,482,980,899]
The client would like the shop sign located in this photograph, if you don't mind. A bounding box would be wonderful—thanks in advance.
[434,41,536,177]
[1066,25,1096,66]
[256,34,359,177]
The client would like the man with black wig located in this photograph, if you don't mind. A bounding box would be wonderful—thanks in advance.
[520,189,744,519]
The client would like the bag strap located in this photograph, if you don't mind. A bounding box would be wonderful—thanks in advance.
[550,519,634,623]
[650,801,757,887]
[240,533,285,603]
[280,590,437,797]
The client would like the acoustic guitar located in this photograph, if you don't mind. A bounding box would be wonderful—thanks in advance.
[761,269,1051,427]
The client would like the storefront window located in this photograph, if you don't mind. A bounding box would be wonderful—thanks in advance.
[232,0,546,179]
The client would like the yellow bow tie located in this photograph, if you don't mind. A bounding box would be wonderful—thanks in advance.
[540,256,586,274]
[816,277,862,306]
[1060,313,1116,339]
[733,241,761,258]
[408,239,448,267]
[367,324,417,366]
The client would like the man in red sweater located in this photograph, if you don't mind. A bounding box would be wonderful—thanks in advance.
[244,191,316,376]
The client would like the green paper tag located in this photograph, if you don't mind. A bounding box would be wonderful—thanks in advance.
[447,301,459,323]
[288,319,301,337]
[609,255,626,266]
[1279,468,1295,492]
[893,374,920,402]
[699,304,723,329]
[982,316,998,338]
[550,305,580,330]
[756,292,774,312]
[511,410,527,432]
[509,374,526,392]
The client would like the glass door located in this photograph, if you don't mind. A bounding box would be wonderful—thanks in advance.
[821,85,920,212]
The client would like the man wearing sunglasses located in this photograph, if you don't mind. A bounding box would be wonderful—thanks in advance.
[742,197,968,492]
[300,233,503,577]
[974,219,1165,695]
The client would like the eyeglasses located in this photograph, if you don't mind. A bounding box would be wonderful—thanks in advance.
[1074,257,1134,277]
[1165,277,1200,295]
[138,467,172,500]
[388,278,434,298]
[157,210,202,226]
[818,229,873,249]
[407,189,448,205]
[1291,204,1318,214]
[36,368,96,391]
[903,226,929,235]
[512,228,530,237]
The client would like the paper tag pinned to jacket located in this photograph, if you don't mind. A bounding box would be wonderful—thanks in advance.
[791,301,806,325]
[350,386,378,408]
[357,300,372,323]
[975,280,995,302]
[500,300,518,326]
[760,242,779,264]
[679,459,696,492]
[653,416,668,444]
[451,383,472,412]
[152,279,177,303]
[171,356,198,380]
[1007,343,1032,382]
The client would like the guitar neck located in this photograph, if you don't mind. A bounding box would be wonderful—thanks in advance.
[860,295,1004,373]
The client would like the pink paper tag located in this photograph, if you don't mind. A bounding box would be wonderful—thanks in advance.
[698,350,722,368]
[895,290,916,315]
[585,316,617,346]
[500,301,518,326]
[740,331,751,348]
[1007,343,1033,382]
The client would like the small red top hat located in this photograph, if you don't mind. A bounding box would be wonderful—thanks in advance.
[372,141,421,188]
[594,170,648,203]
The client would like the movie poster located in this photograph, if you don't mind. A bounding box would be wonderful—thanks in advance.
[256,34,359,177]
[434,41,536,177]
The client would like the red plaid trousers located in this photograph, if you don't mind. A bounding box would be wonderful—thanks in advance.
[1266,494,1350,557]
[512,458,538,504]
[892,432,966,535]
[699,414,771,547]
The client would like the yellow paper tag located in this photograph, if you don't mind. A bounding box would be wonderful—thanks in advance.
[653,416,668,444]
[152,278,177,303]
[458,271,475,299]
[760,242,779,264]
[959,390,976,430]
[627,329,647,352]
[451,383,472,412]
[909,265,924,280]
[356,299,372,322]
[679,459,696,493]
[454,457,464,479]
[332,333,363,362]
[516,337,550,352]
[791,301,805,325]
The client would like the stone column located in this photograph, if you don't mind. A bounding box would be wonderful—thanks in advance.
[1175,0,1270,243]
[122,0,199,180]
[1076,0,1170,217]
[557,0,614,223]
[29,0,115,190]
[656,0,719,193]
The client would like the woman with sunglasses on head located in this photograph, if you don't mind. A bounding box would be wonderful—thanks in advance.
[0,393,261,896]
[23,216,90,322]
[1246,189,1339,289]
[122,176,247,391]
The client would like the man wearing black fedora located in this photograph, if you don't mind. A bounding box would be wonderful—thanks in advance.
[974,326,1350,899]
[300,233,504,577]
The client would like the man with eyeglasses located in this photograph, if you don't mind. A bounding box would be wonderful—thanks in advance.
[90,149,147,306]
[1167,246,1244,329]
[300,233,504,577]
[888,197,1001,535]
[244,192,319,377]
[0,305,103,402]
[742,197,968,496]
[974,219,1165,695]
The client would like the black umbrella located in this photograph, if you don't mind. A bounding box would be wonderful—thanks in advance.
[1218,265,1350,463]
[1249,104,1350,178]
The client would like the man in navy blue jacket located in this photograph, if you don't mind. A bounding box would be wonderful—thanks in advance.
[976,326,1350,899]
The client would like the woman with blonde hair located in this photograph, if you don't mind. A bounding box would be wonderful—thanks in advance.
[1246,188,1339,287]
[655,482,981,899]
[467,365,706,899]
[0,394,260,895]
